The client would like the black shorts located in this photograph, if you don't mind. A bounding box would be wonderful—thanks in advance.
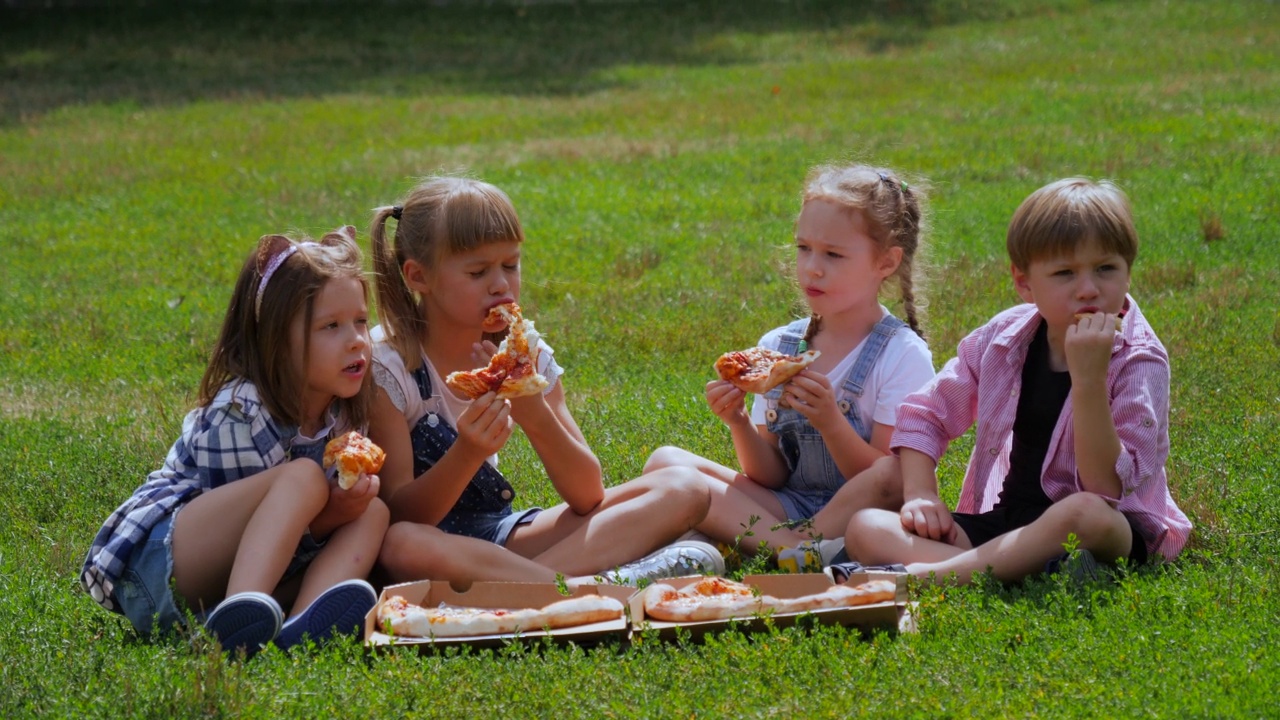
[951,504,1149,565]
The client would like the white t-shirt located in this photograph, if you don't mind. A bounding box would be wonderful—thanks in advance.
[370,325,563,469]
[749,308,935,430]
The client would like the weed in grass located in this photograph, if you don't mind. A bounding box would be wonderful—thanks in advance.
[1199,207,1227,243]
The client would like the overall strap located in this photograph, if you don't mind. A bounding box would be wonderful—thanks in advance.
[839,315,906,397]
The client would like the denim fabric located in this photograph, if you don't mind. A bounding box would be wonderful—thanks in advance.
[764,315,906,520]
[113,513,185,636]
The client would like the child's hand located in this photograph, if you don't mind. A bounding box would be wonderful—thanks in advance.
[1065,312,1117,386]
[779,370,840,429]
[314,472,381,532]
[455,392,513,458]
[705,380,750,426]
[507,390,551,426]
[900,495,957,544]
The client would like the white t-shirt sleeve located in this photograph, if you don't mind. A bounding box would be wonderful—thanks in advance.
[748,327,788,425]
[869,331,935,427]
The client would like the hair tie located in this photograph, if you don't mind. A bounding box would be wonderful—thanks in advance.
[391,206,403,220]
[255,241,318,320]
[900,180,910,192]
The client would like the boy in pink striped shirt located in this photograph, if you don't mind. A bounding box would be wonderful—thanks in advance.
[841,177,1191,584]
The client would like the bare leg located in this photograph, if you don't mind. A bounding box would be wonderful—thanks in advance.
[810,454,905,540]
[172,460,329,613]
[503,466,711,575]
[380,521,561,586]
[849,493,1134,585]
[287,498,389,618]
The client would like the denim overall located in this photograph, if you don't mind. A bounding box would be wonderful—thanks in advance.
[408,364,521,541]
[763,315,906,520]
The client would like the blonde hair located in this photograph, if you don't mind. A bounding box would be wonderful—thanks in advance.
[1007,177,1138,271]
[199,226,373,429]
[371,177,524,370]
[800,163,929,341]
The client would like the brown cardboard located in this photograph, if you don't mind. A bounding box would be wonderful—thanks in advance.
[365,580,635,650]
[627,572,912,641]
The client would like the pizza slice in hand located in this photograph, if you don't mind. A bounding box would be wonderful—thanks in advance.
[323,431,386,490]
[445,302,550,400]
[714,346,821,394]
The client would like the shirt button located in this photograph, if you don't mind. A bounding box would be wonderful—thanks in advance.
[1011,390,1018,398]
[1142,418,1153,427]
[500,489,513,501]
[989,448,999,455]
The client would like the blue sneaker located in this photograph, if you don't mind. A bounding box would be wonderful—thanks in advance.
[204,591,284,656]
[1044,549,1103,583]
[275,579,377,650]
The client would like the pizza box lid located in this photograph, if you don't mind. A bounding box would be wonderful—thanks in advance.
[363,579,635,649]
[627,572,912,640]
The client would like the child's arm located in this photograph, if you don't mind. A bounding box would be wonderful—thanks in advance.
[307,472,381,539]
[781,369,888,480]
[897,448,956,543]
[1065,315,1123,498]
[369,387,511,525]
[706,380,790,488]
[507,382,605,515]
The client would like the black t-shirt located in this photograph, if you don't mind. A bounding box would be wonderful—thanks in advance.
[996,321,1071,510]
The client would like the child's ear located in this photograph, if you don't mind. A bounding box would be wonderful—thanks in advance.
[1011,262,1035,303]
[256,234,293,274]
[878,246,904,279]
[402,258,431,296]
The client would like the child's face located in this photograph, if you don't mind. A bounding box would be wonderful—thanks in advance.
[416,240,522,332]
[1012,237,1131,332]
[794,199,901,320]
[291,276,370,418]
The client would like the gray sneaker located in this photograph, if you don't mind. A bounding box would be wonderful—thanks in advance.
[602,540,726,586]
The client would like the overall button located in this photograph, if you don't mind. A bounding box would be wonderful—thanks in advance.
[838,400,851,414]
[766,409,778,423]
[500,489,513,501]
[426,413,439,427]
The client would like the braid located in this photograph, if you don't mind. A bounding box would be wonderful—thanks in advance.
[802,313,822,346]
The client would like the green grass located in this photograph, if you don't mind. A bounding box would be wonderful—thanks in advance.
[2,0,1278,716]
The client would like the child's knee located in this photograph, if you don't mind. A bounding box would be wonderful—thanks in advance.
[845,508,897,552]
[1045,492,1124,543]
[643,445,693,473]
[363,497,391,532]
[661,467,712,519]
[280,459,331,504]
[378,522,420,575]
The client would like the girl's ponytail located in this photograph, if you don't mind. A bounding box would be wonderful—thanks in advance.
[371,206,429,370]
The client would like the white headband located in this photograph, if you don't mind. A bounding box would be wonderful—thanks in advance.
[255,242,318,319]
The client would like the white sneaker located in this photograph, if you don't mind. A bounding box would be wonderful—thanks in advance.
[602,540,726,586]
[777,538,845,573]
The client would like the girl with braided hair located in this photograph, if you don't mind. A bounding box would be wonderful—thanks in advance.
[645,163,935,571]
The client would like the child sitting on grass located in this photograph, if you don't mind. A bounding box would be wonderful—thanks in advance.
[840,177,1191,584]
[82,227,388,656]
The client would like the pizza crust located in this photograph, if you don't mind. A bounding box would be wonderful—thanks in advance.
[322,431,386,490]
[446,302,550,400]
[1074,312,1123,331]
[714,347,821,394]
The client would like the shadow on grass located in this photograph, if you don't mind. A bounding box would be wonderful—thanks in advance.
[1,0,1061,125]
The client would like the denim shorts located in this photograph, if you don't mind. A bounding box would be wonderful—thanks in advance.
[770,487,834,523]
[113,513,186,636]
[440,507,542,546]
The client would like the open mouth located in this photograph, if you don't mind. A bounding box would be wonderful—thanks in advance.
[343,359,366,375]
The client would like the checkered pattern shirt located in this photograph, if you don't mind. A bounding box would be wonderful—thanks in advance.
[81,380,290,612]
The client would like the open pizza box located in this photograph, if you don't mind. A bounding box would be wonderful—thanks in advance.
[627,571,914,641]
[364,579,636,650]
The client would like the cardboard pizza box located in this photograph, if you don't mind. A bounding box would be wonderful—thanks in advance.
[627,572,913,641]
[364,580,635,650]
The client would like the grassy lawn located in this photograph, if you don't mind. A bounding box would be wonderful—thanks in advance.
[2,0,1278,716]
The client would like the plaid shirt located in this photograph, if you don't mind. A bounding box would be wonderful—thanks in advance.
[81,379,322,612]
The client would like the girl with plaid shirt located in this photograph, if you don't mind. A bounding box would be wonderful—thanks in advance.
[82,226,389,656]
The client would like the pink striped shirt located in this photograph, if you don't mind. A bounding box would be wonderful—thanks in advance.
[892,296,1192,559]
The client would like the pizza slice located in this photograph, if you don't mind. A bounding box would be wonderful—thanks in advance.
[322,430,386,490]
[445,302,550,400]
[714,346,821,394]
[377,594,624,638]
